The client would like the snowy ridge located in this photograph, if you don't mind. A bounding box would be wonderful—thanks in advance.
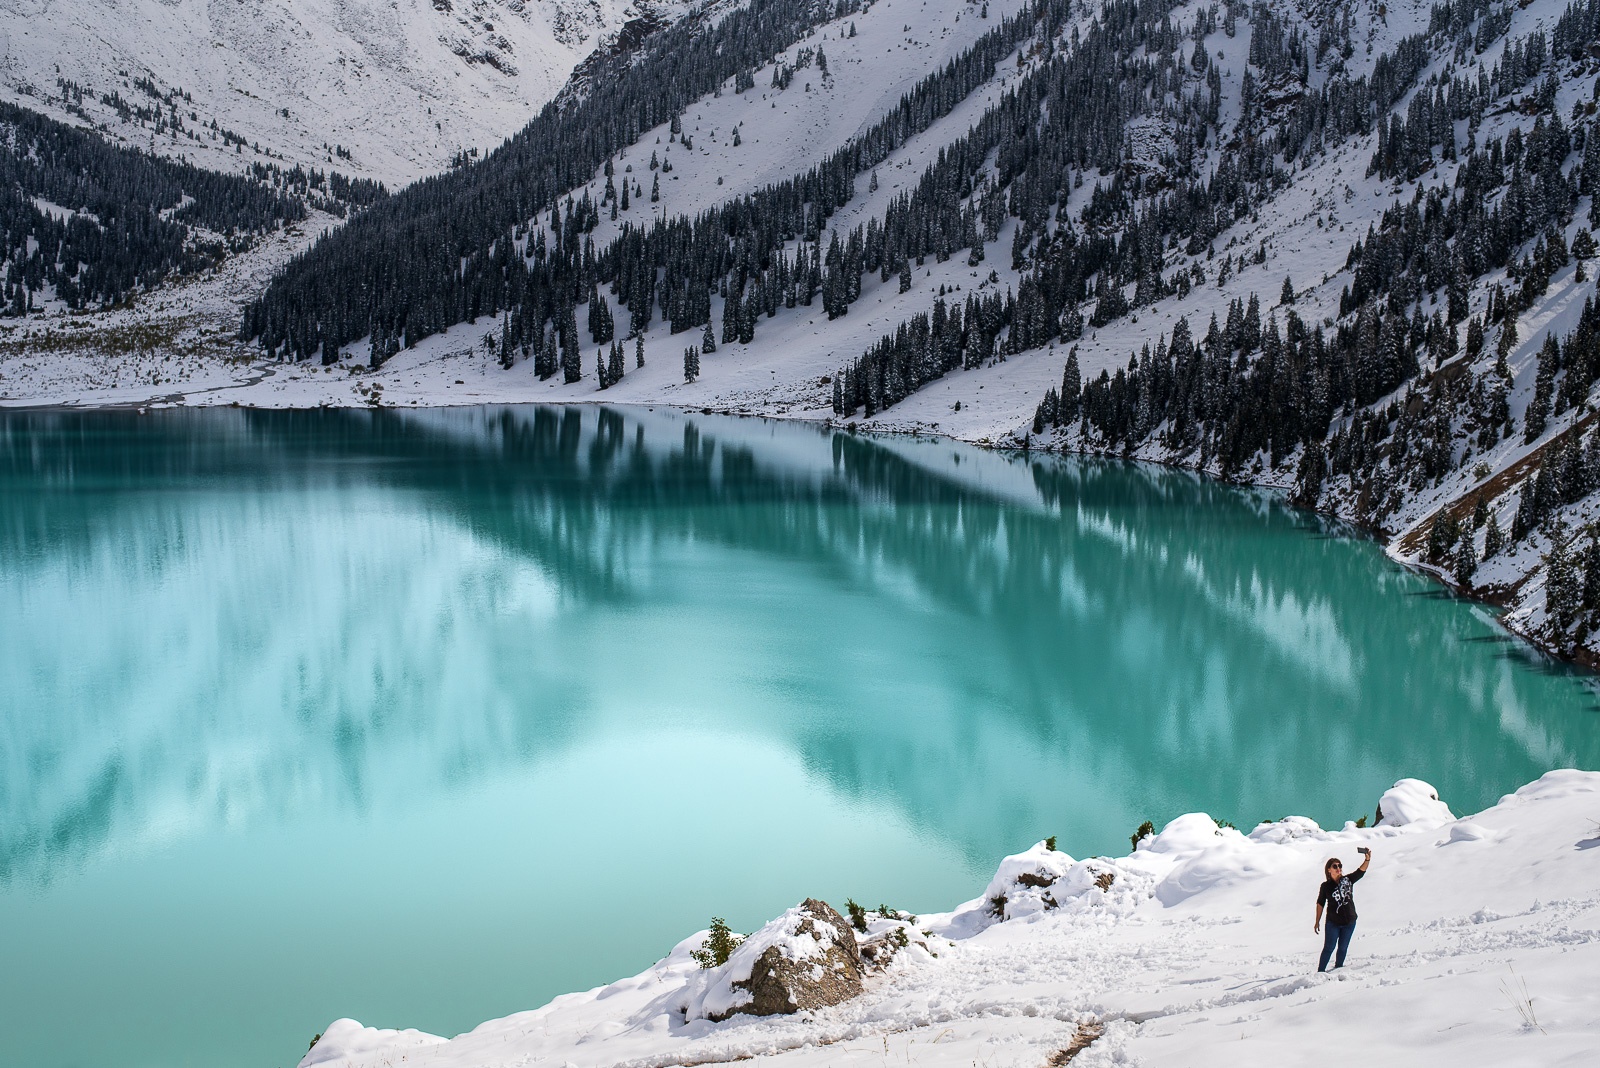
[0,0,683,185]
[294,772,1600,1068]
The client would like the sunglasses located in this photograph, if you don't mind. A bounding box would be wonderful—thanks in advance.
[1328,863,1343,870]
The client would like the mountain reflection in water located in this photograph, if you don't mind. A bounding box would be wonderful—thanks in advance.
[0,404,1595,1068]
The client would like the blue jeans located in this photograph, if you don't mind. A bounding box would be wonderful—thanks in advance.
[1319,921,1356,971]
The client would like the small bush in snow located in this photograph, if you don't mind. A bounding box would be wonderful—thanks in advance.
[1130,820,1154,851]
[691,917,743,969]
[845,898,869,932]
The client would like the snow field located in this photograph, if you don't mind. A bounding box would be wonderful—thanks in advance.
[298,771,1600,1068]
[542,0,1030,248]
[0,0,660,185]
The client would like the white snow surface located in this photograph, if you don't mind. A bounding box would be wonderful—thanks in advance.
[296,771,1600,1068]
[0,0,679,184]
[1377,778,1457,830]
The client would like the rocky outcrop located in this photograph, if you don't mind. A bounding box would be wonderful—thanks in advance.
[857,922,927,972]
[718,898,861,1019]
[684,898,864,1022]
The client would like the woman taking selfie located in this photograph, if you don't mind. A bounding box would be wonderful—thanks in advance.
[1314,847,1372,971]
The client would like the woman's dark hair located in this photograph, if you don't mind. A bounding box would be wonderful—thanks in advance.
[1324,858,1343,877]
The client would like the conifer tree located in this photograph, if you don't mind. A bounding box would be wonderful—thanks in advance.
[722,288,740,344]
[1060,347,1081,422]
[1545,524,1580,635]
[1426,512,1458,565]
[562,332,582,384]
[1454,532,1478,587]
[1583,535,1600,614]
[1526,351,1555,442]
[537,330,558,380]
[1484,511,1505,560]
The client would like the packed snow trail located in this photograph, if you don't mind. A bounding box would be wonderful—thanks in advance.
[299,774,1600,1068]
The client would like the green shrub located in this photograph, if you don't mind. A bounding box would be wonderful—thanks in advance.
[1043,835,1058,852]
[845,898,869,932]
[691,917,743,969]
[1130,820,1155,851]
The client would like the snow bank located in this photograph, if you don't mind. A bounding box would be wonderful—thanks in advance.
[1149,818,1300,906]
[977,840,1079,921]
[295,772,1600,1068]
[1377,777,1455,829]
[301,1018,444,1066]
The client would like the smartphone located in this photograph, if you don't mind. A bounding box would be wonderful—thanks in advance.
[1356,846,1370,854]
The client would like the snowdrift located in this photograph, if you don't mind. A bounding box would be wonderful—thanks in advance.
[298,771,1600,1068]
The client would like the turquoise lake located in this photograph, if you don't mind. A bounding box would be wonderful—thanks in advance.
[1,404,1596,1068]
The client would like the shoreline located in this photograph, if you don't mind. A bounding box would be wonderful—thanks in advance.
[7,392,1597,1067]
[6,388,1587,674]
[298,769,1600,1068]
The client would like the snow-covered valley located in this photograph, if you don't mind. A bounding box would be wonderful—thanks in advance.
[8,0,1600,667]
[6,0,1600,1060]
[0,0,682,184]
[297,773,1600,1068]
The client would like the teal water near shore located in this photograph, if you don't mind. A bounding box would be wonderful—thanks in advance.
[1,405,1595,1068]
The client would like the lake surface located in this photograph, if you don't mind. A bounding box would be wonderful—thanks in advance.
[2,405,1596,1068]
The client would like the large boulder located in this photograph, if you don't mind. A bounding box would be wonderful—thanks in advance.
[683,898,863,1022]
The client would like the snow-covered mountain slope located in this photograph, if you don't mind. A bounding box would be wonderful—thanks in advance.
[549,0,1030,243]
[10,0,1600,671]
[296,771,1600,1068]
[0,0,677,184]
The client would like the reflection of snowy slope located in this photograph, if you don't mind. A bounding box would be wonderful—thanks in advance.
[0,0,677,184]
[5,406,1595,888]
[0,488,582,881]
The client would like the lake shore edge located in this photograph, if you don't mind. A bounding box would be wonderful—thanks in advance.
[6,385,1582,674]
[299,769,1600,1068]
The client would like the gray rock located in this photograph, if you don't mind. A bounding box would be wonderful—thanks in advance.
[710,898,862,1020]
